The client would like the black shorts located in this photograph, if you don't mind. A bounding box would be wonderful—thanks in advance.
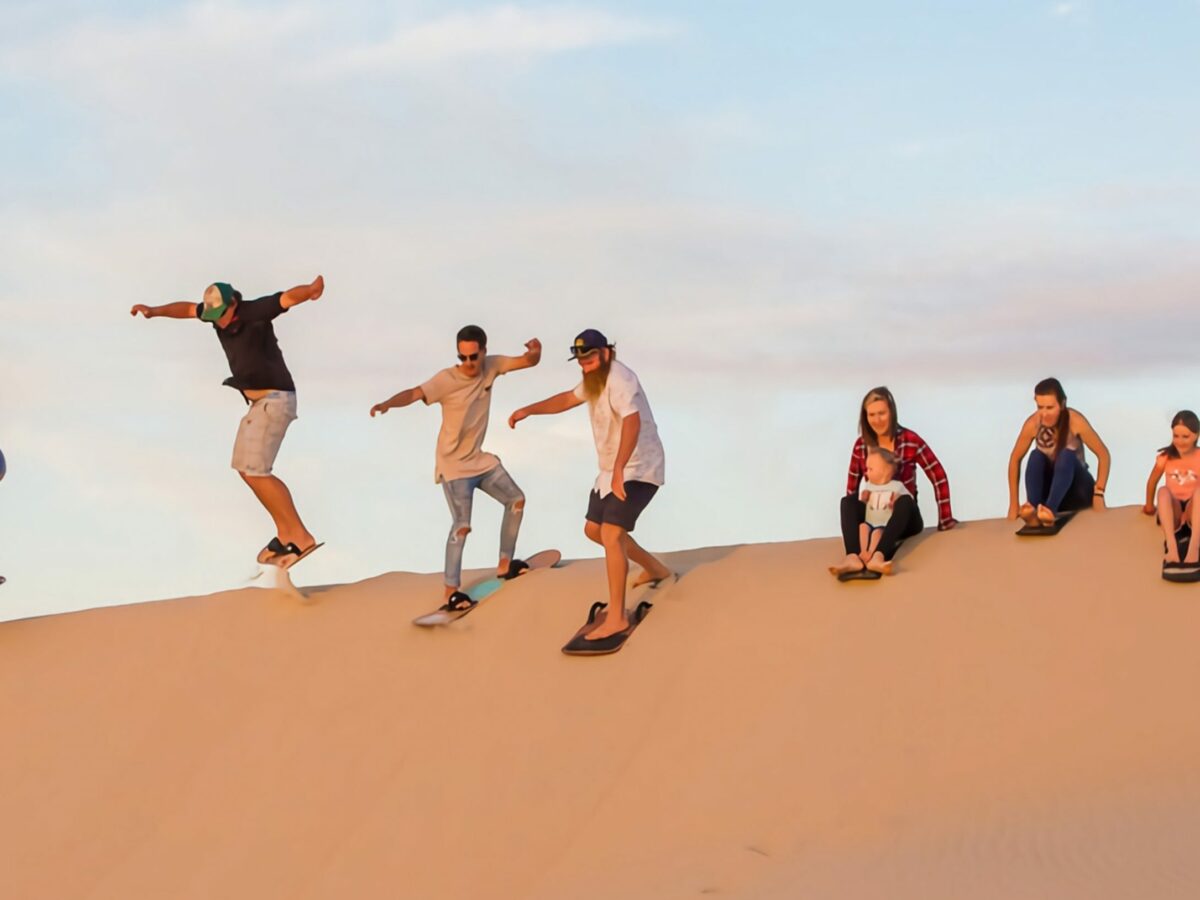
[585,481,659,532]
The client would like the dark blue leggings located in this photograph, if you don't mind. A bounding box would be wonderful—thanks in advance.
[1025,449,1094,514]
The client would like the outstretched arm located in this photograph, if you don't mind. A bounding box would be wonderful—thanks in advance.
[1007,415,1037,518]
[501,339,543,373]
[280,275,325,310]
[130,302,197,320]
[1144,456,1166,514]
[1073,411,1110,509]
[509,390,583,428]
[370,386,424,417]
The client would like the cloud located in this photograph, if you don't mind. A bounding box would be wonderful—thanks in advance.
[1050,2,1087,18]
[331,5,678,71]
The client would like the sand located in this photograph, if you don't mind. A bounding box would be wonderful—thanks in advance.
[2,505,1199,899]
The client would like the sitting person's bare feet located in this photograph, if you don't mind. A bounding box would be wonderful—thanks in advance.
[1166,542,1183,564]
[631,562,673,588]
[829,554,866,576]
[1036,504,1056,525]
[866,552,893,575]
[1018,502,1039,526]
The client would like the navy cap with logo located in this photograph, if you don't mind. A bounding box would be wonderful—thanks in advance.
[568,329,613,360]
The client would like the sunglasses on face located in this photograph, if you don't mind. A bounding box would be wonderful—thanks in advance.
[457,352,481,363]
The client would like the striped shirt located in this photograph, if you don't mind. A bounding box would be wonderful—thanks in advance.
[846,427,955,529]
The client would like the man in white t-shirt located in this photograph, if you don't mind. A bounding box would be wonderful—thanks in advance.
[371,325,542,611]
[509,329,670,645]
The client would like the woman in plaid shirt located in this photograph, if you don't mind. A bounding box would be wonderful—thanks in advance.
[830,386,958,577]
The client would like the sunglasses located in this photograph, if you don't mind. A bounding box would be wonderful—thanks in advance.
[457,352,481,363]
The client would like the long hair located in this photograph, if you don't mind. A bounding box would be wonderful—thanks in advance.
[581,349,616,401]
[1033,377,1070,456]
[1160,409,1200,459]
[858,386,898,448]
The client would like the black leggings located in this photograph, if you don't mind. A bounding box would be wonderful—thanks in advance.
[840,494,924,561]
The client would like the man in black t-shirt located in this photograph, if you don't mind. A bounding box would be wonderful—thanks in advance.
[131,276,325,568]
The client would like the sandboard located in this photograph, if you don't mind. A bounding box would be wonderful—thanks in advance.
[413,549,561,627]
[562,599,653,656]
[1016,510,1078,537]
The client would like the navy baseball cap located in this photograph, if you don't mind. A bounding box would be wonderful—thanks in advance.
[568,329,613,359]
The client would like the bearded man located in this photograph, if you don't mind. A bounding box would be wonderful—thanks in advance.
[509,329,670,649]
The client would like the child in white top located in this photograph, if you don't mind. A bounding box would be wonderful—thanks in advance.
[859,448,912,565]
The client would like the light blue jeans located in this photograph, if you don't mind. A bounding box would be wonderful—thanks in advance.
[442,463,525,587]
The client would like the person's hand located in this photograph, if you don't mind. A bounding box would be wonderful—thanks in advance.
[508,408,528,429]
[130,304,151,318]
[1143,502,1157,516]
[1007,502,1019,520]
[938,517,959,531]
[310,275,324,300]
[370,402,389,417]
[612,468,627,501]
[525,338,541,356]
[1092,493,1107,511]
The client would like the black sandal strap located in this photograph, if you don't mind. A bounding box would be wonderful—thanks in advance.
[443,591,475,612]
[500,559,530,581]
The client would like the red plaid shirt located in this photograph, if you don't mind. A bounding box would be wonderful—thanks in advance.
[846,427,955,529]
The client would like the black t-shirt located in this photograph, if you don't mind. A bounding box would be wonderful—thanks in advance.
[196,292,296,394]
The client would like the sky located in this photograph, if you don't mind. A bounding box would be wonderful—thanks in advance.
[2,0,1199,620]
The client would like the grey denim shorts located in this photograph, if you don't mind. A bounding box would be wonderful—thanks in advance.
[231,391,297,476]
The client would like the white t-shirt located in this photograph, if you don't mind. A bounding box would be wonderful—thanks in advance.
[572,360,665,497]
[861,480,911,527]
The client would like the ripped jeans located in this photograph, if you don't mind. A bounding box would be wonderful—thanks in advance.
[442,463,525,587]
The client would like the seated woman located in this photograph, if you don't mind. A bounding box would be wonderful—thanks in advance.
[1142,410,1200,564]
[1006,377,1110,527]
[830,386,958,577]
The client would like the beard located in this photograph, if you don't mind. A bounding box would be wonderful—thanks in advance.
[581,353,614,401]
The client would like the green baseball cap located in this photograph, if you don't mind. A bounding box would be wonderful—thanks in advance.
[201,282,236,322]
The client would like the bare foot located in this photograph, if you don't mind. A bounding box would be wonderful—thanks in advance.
[866,552,893,575]
[584,611,630,640]
[1166,546,1182,564]
[631,562,673,589]
[829,554,866,576]
[1036,505,1056,526]
[1018,503,1039,527]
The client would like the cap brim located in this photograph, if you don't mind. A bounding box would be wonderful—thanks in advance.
[200,303,228,322]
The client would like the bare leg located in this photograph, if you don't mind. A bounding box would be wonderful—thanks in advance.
[241,473,314,550]
[627,533,671,587]
[586,523,631,640]
[865,527,882,559]
[1158,487,1181,563]
[1187,497,1200,564]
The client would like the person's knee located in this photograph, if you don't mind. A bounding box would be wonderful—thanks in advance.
[600,524,625,549]
[450,524,472,543]
[511,494,526,513]
[893,494,915,512]
[584,521,602,544]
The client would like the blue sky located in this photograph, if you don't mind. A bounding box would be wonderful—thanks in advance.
[2,1,1199,619]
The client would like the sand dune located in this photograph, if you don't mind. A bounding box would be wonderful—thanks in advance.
[3,506,1199,899]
